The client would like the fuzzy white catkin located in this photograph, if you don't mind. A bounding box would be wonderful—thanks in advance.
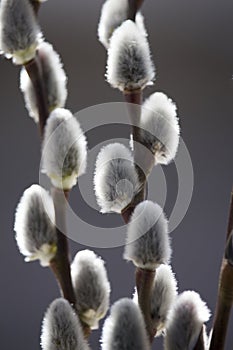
[150,264,178,334]
[164,291,211,350]
[20,41,67,123]
[94,143,140,213]
[41,298,89,350]
[124,200,171,270]
[14,184,56,267]
[42,108,87,190]
[140,92,180,165]
[71,250,111,329]
[101,298,150,350]
[106,20,155,91]
[98,0,147,49]
[0,0,41,64]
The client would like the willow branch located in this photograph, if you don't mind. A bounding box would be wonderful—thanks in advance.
[49,188,76,305]
[136,268,157,343]
[209,190,233,350]
[24,52,77,316]
[24,56,48,136]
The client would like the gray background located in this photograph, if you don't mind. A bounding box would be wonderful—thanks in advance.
[1,0,233,349]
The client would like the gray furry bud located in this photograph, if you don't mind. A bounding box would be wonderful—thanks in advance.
[150,264,178,334]
[124,200,171,270]
[42,108,87,190]
[98,0,147,49]
[20,42,67,122]
[94,143,140,213]
[71,250,111,329]
[41,298,89,350]
[0,0,41,64]
[164,291,210,350]
[101,298,150,350]
[140,92,180,165]
[14,184,56,267]
[106,20,155,91]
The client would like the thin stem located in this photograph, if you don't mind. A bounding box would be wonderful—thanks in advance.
[24,55,49,136]
[121,184,146,223]
[49,188,76,305]
[226,188,233,241]
[127,0,145,21]
[136,267,156,343]
[209,190,233,350]
[193,326,206,350]
[30,0,41,15]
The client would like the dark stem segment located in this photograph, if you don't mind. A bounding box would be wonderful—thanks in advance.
[193,326,206,350]
[127,0,145,21]
[24,55,49,136]
[49,188,76,305]
[209,190,233,350]
[29,0,41,15]
[121,184,146,223]
[209,260,233,350]
[226,189,233,241]
[136,267,156,343]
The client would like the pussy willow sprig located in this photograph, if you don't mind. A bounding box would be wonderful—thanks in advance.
[1,0,233,349]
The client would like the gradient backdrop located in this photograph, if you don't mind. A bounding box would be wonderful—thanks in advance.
[1,0,233,349]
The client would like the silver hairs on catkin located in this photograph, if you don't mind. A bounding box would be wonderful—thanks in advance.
[94,143,140,213]
[124,200,171,270]
[14,184,56,266]
[71,250,111,329]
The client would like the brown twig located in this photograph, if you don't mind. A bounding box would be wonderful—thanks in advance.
[49,188,76,305]
[209,190,233,350]
[24,56,49,136]
[29,0,41,15]
[136,268,157,343]
[25,51,78,322]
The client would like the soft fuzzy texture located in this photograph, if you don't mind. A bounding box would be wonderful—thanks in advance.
[41,298,89,350]
[106,20,155,91]
[164,291,211,350]
[42,108,87,190]
[14,184,56,266]
[94,143,140,213]
[140,92,180,165]
[150,264,178,334]
[71,250,111,329]
[124,200,171,270]
[20,41,67,122]
[0,0,41,64]
[101,298,150,350]
[98,0,147,49]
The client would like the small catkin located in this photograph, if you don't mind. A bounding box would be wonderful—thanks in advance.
[124,200,171,270]
[71,250,111,329]
[140,92,180,165]
[41,298,89,350]
[98,0,147,49]
[94,143,140,213]
[20,41,67,122]
[14,184,56,266]
[106,20,155,91]
[101,298,150,350]
[0,0,41,64]
[164,291,211,350]
[42,108,87,190]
